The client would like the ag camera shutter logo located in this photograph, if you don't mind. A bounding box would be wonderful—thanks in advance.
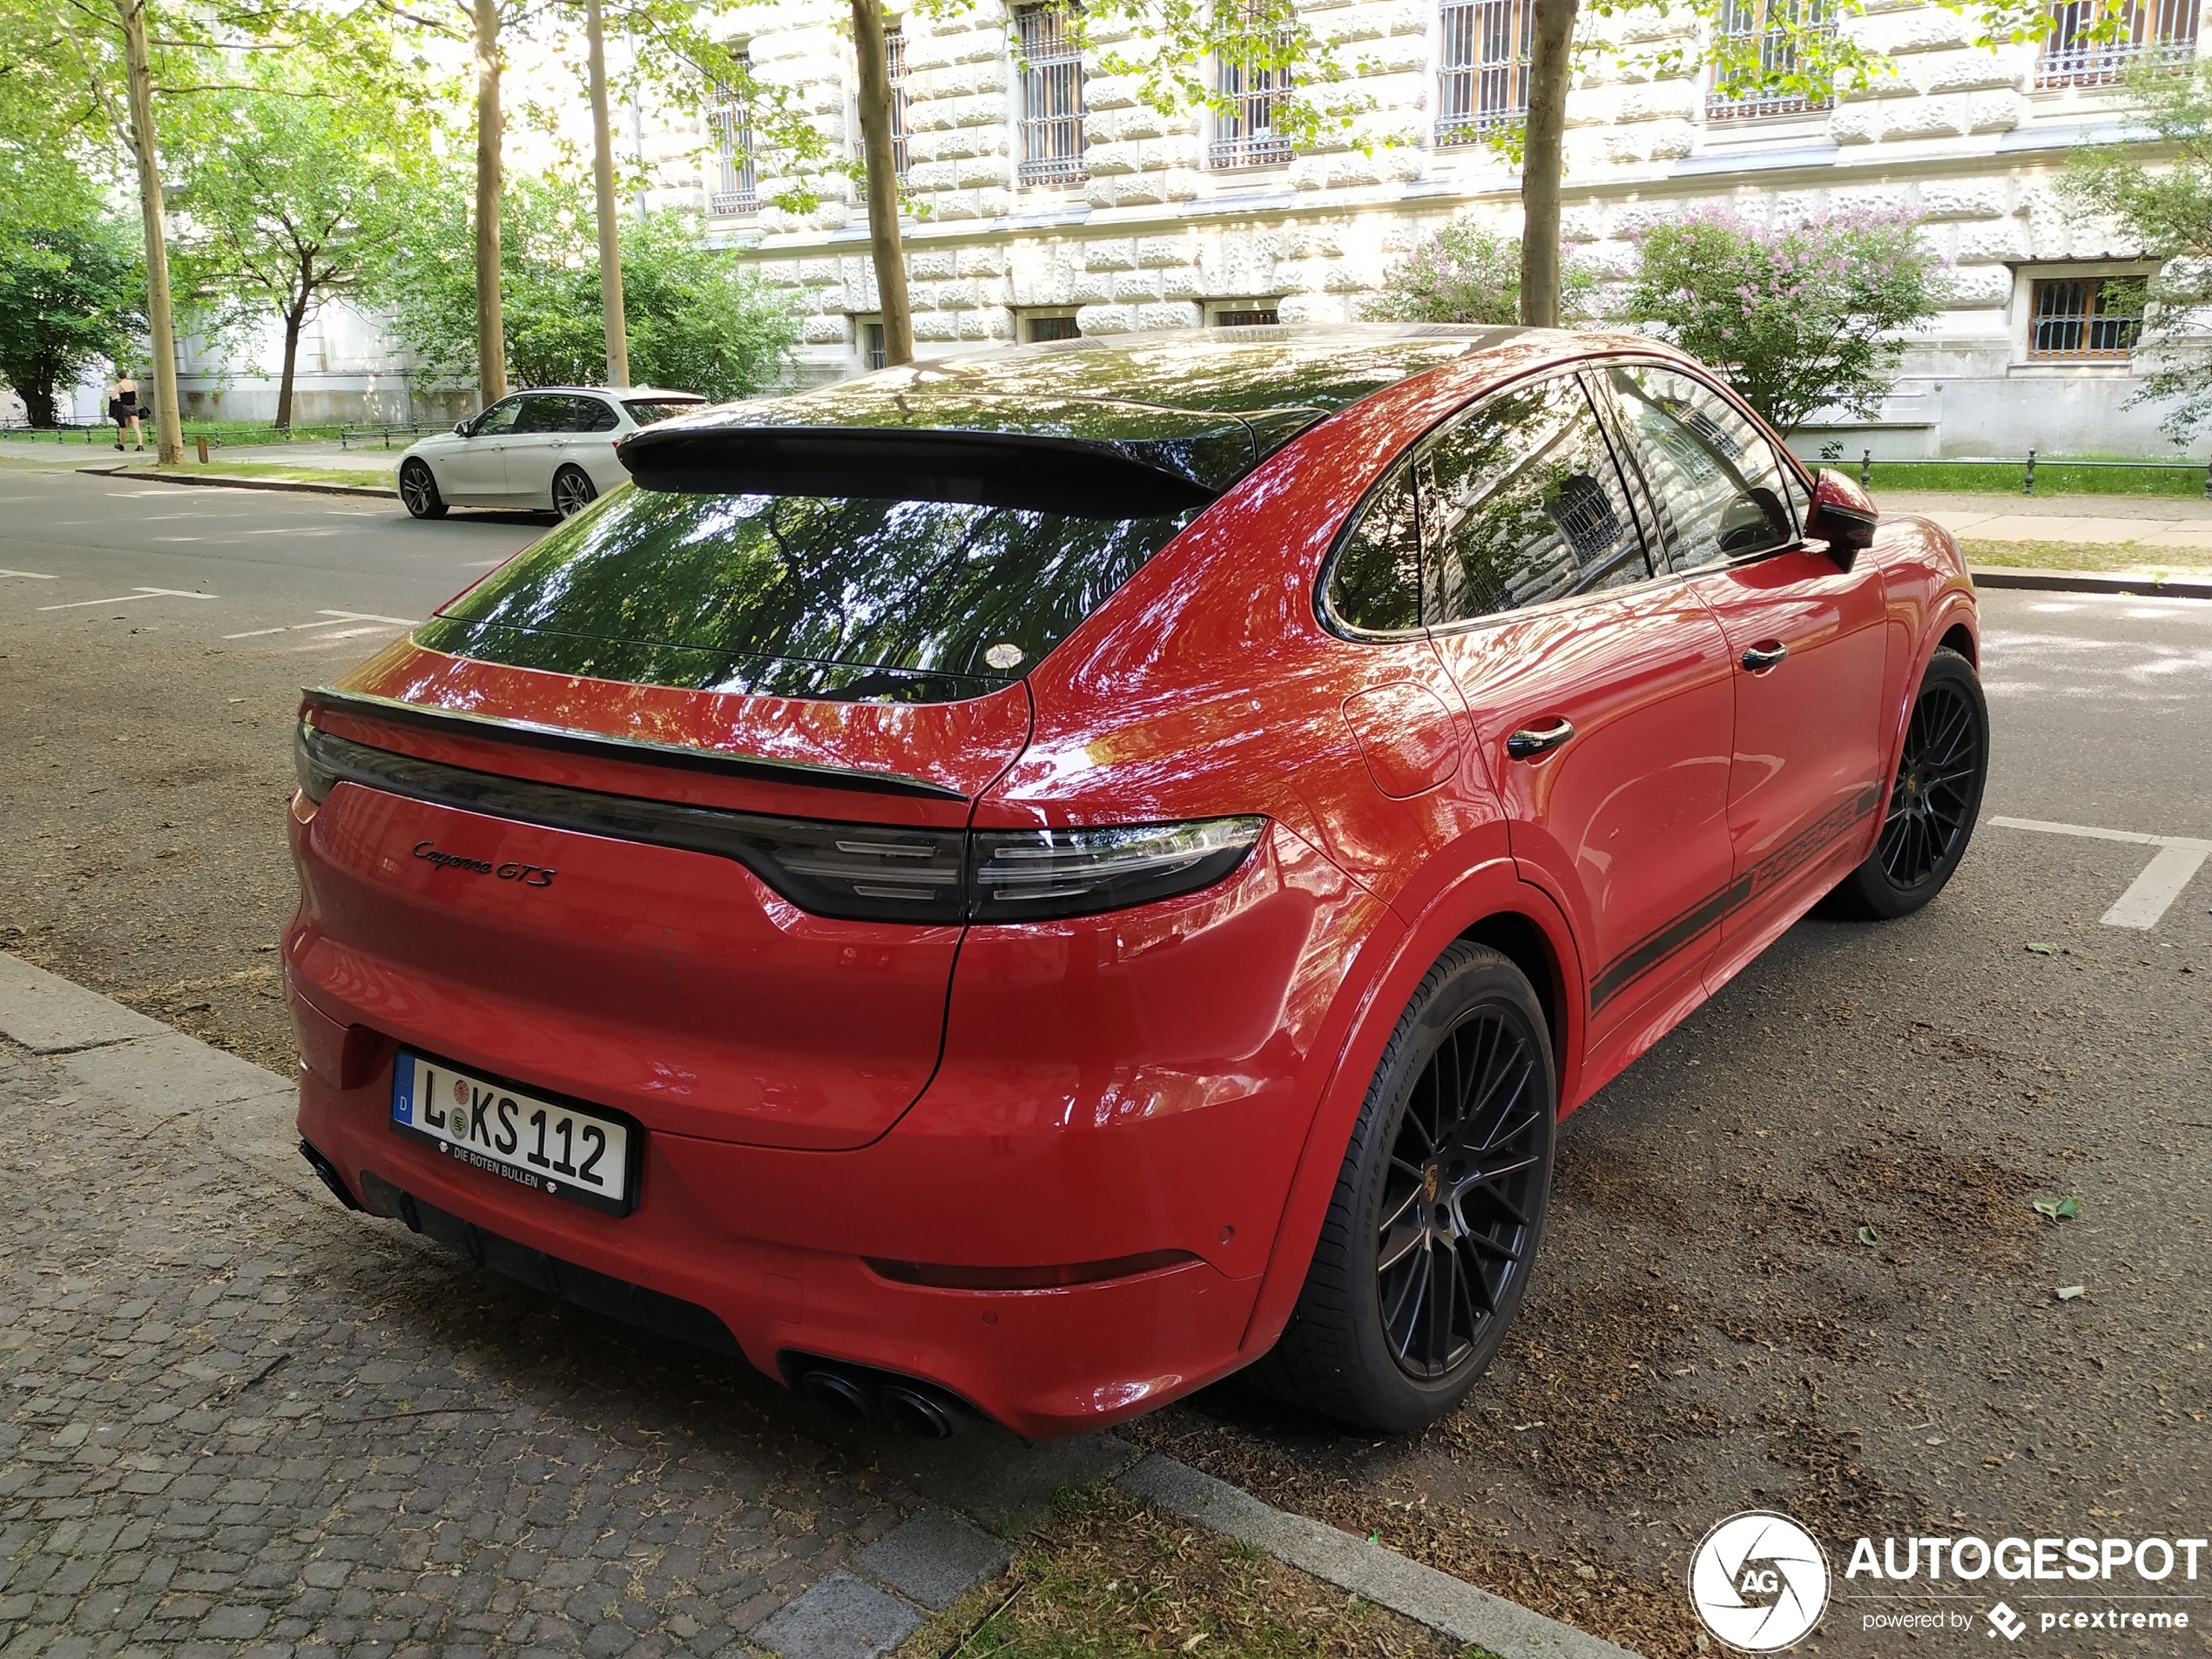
[1689,1511,1832,1651]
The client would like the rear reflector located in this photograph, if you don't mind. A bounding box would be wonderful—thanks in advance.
[864,1250,1198,1291]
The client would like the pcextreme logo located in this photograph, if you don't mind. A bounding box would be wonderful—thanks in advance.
[1689,1511,1833,1652]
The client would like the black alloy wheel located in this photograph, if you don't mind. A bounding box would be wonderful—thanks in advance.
[552,465,598,518]
[1824,646,1988,920]
[1375,1009,1548,1380]
[400,459,448,520]
[1253,942,1556,1432]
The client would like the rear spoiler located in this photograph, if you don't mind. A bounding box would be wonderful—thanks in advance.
[616,423,1223,517]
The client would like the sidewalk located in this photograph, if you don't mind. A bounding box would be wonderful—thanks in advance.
[1884,489,2212,568]
[0,949,1636,1659]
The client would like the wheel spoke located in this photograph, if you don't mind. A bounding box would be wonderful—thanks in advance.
[1426,1238,1460,1367]
[1378,1217,1426,1273]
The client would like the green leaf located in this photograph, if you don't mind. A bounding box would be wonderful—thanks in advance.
[2033,1197,2080,1221]
[2025,943,2060,955]
[2055,1285,2087,1301]
[1856,1225,1880,1247]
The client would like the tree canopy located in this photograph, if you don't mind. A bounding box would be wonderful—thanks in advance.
[2064,61,2212,443]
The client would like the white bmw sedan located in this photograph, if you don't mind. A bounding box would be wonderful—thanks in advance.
[396,386,707,519]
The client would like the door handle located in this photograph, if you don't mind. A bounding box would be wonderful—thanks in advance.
[1741,642,1790,672]
[1505,718,1575,760]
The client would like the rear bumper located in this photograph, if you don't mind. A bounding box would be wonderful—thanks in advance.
[294,1043,1262,1439]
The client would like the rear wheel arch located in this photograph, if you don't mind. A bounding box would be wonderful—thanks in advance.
[1238,870,1584,1361]
[1939,619,1976,667]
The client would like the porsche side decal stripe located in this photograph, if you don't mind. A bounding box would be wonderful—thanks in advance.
[1588,783,1882,1013]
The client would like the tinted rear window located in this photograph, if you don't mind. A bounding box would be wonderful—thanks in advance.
[418,486,1197,703]
[623,400,704,425]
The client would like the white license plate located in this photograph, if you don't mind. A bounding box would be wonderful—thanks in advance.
[390,1052,637,1215]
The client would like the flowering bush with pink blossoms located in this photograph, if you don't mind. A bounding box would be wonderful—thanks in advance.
[1623,207,1946,436]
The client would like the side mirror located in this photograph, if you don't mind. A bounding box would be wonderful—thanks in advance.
[1805,468,1878,571]
[455,419,473,437]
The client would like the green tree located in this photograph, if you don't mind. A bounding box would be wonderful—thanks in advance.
[0,212,144,427]
[171,58,440,428]
[2063,60,2212,442]
[1622,208,1946,436]
[387,178,798,401]
[1365,215,1596,327]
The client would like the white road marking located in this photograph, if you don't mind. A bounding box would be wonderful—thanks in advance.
[38,586,216,612]
[222,608,420,641]
[1990,816,2212,929]
[0,568,57,580]
[152,536,204,543]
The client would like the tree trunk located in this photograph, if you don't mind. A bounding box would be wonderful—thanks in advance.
[851,0,913,366]
[275,301,306,431]
[22,381,57,428]
[118,0,184,464]
[473,0,507,403]
[586,0,630,388]
[1518,0,1578,330]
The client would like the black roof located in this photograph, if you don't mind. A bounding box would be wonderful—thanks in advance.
[620,324,1531,507]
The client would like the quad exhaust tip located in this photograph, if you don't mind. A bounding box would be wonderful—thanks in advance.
[789,1356,971,1438]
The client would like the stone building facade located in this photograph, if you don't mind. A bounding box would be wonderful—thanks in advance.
[663,0,2200,458]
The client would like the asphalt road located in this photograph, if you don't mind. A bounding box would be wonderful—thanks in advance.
[4,464,2210,1656]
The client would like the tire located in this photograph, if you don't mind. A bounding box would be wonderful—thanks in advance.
[399,459,448,519]
[1823,645,1988,921]
[552,465,598,518]
[1251,942,1556,1433]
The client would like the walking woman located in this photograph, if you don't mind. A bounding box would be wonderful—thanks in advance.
[109,375,146,452]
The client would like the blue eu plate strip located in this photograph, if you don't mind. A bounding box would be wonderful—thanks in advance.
[391,1051,416,1124]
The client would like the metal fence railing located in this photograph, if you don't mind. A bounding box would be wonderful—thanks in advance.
[1849,449,2212,498]
[339,423,441,450]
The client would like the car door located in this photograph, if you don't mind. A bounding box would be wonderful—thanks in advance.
[502,394,572,505]
[565,395,626,495]
[442,395,524,499]
[1416,370,1739,1064]
[1594,363,1892,976]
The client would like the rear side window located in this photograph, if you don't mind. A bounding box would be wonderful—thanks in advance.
[1325,461,1421,635]
[1418,374,1649,622]
[624,399,705,426]
[421,487,1198,703]
[1603,366,1796,570]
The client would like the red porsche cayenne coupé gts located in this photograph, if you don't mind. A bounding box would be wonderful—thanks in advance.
[286,325,1985,1437]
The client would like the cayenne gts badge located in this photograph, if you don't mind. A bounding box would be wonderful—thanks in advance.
[411,840,556,887]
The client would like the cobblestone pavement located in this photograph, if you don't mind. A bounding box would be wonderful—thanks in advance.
[0,1037,923,1659]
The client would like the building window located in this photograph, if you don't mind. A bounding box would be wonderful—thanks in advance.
[1027,314,1082,341]
[2027,276,2148,361]
[708,61,760,216]
[1435,0,1531,145]
[856,28,911,200]
[2036,0,2200,87]
[1214,305,1280,326]
[1015,4,1087,185]
[1211,19,1292,168]
[860,319,887,369]
[1705,0,1837,122]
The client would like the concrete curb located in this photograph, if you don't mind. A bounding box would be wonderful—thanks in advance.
[75,462,397,499]
[1117,1453,1640,1659]
[0,951,1645,1659]
[1970,564,2212,598]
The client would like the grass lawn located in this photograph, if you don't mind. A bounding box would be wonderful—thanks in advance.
[1861,460,2209,496]
[115,458,392,490]
[894,1486,1485,1659]
[1963,537,2212,574]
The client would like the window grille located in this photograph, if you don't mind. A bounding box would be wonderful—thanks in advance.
[1211,30,1291,168]
[1214,307,1280,327]
[1016,5,1087,185]
[1706,0,1836,121]
[708,61,760,216]
[863,321,887,369]
[1027,314,1082,341]
[856,29,911,200]
[2036,0,2199,86]
[2027,276,2147,361]
[1435,0,1531,145]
